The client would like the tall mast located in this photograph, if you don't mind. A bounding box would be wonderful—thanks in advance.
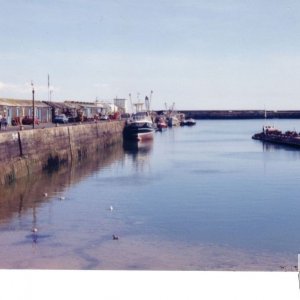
[264,108,267,120]
[129,93,133,114]
[47,74,50,102]
[149,90,153,111]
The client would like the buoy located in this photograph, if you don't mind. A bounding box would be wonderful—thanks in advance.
[112,235,119,240]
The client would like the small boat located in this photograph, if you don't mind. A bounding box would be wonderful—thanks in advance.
[252,125,300,147]
[156,117,168,130]
[123,112,155,141]
[167,116,180,127]
[180,118,196,126]
[252,125,281,139]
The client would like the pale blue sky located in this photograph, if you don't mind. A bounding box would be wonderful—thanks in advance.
[0,0,299,109]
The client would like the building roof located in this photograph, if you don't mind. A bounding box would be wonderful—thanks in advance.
[64,100,102,108]
[0,98,49,108]
[43,101,76,110]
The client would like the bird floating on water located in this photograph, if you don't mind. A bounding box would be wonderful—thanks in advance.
[43,193,48,197]
[59,196,65,200]
[109,206,114,211]
[112,234,119,240]
[31,228,38,233]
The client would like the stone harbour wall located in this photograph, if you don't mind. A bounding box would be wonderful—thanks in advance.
[0,121,124,185]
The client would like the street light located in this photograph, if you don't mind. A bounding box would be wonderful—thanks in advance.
[31,81,35,129]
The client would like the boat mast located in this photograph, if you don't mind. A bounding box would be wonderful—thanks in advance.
[129,93,133,114]
[145,96,150,112]
[47,74,50,102]
[264,106,267,120]
[149,90,153,111]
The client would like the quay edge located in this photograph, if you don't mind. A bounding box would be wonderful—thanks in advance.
[0,121,125,185]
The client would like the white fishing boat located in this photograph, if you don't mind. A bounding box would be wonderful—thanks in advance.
[167,115,180,127]
[123,94,155,141]
[180,118,196,126]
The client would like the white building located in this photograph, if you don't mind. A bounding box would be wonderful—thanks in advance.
[114,98,127,113]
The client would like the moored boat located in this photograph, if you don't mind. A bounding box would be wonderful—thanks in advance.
[180,118,196,126]
[252,125,300,147]
[167,115,180,127]
[156,117,168,130]
[123,112,155,141]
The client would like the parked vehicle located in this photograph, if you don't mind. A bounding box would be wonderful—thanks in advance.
[100,115,109,121]
[67,116,77,123]
[22,116,40,125]
[53,114,69,124]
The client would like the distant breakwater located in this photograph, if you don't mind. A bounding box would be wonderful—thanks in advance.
[178,110,300,119]
[0,121,124,185]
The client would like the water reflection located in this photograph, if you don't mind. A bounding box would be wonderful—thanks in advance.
[123,140,153,155]
[123,140,153,172]
[0,143,125,224]
[261,140,300,157]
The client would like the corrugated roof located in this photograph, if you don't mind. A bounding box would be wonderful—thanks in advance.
[43,101,73,109]
[0,98,50,108]
[64,101,102,108]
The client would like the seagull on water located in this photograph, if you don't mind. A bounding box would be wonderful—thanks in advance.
[44,193,48,197]
[112,235,119,240]
[109,205,114,211]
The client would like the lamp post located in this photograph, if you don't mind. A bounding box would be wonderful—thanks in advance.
[31,81,35,129]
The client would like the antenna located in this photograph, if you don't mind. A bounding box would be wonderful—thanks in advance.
[145,96,149,112]
[47,74,50,102]
[149,90,153,111]
[129,93,133,114]
[31,81,35,129]
[264,105,267,120]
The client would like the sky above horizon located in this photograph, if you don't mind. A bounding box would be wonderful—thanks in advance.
[0,0,300,110]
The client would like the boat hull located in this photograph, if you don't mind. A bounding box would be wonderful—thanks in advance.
[180,119,196,126]
[157,122,167,129]
[123,124,154,141]
[252,133,300,147]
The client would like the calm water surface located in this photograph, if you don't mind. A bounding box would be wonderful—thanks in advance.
[1,119,300,270]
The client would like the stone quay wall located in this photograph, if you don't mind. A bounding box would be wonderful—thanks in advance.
[0,121,124,185]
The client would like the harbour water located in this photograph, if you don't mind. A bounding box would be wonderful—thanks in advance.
[1,119,300,270]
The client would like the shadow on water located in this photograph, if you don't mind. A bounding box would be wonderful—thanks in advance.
[123,140,153,172]
[260,140,300,154]
[0,142,125,223]
[123,140,153,156]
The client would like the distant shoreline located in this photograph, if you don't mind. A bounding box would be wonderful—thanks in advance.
[169,110,300,119]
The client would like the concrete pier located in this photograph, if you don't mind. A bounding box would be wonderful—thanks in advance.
[0,121,124,185]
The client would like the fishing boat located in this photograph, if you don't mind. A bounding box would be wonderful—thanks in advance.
[252,125,300,147]
[123,112,155,141]
[156,117,168,130]
[123,95,155,141]
[180,118,196,126]
[167,115,180,127]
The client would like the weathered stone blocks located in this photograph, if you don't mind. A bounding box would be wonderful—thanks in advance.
[0,121,124,184]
